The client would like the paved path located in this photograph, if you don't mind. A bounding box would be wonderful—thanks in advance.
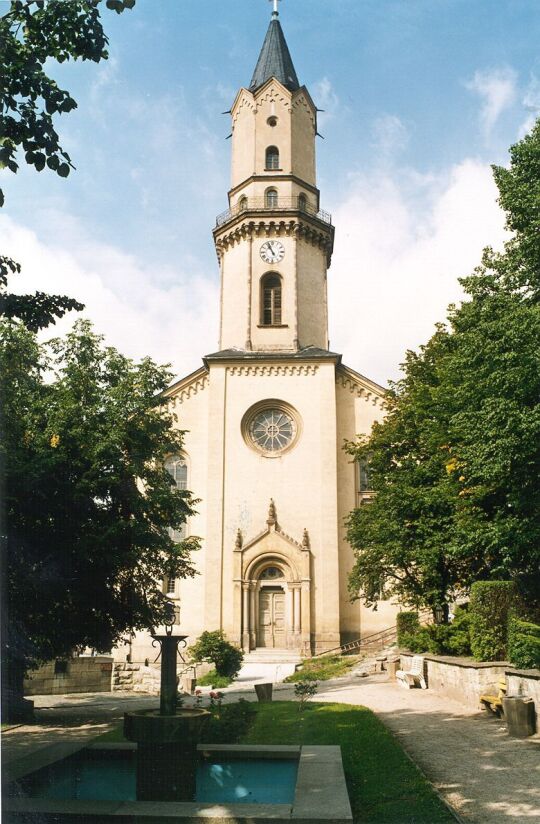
[314,676,540,824]
[3,676,540,823]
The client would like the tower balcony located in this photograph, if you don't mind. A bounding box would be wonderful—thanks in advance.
[215,197,332,229]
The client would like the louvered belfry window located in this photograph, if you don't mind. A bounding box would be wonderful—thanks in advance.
[262,274,282,325]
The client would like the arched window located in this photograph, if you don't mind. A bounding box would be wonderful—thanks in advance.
[265,146,279,170]
[265,188,278,208]
[165,454,188,540]
[261,273,282,326]
[165,454,188,489]
[298,193,307,211]
[239,196,248,211]
[164,575,177,595]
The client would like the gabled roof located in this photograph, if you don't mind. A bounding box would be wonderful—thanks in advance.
[249,17,300,93]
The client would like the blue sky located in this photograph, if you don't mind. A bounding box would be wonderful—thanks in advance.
[1,0,539,384]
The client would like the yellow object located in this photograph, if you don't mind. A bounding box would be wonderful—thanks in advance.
[480,679,507,716]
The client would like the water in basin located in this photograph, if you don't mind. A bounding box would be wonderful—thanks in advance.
[13,750,298,805]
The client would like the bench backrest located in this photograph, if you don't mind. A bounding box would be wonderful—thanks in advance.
[411,656,425,674]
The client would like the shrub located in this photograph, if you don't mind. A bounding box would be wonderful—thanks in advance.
[507,618,540,670]
[190,631,244,678]
[397,612,420,646]
[398,607,472,656]
[196,669,232,688]
[294,678,318,711]
[200,698,256,744]
[469,581,516,661]
[444,607,472,656]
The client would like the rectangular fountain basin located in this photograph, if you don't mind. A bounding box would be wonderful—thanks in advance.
[4,743,352,822]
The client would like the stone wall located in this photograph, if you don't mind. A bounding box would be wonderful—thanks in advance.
[113,661,209,693]
[400,653,509,709]
[113,663,160,693]
[506,669,540,709]
[24,656,113,695]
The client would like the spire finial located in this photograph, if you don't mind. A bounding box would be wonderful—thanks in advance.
[269,0,280,19]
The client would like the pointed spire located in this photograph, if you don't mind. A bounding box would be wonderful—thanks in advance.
[249,9,300,94]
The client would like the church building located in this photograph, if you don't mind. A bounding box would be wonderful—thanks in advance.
[126,7,393,663]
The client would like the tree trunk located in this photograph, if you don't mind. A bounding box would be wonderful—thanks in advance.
[1,653,34,723]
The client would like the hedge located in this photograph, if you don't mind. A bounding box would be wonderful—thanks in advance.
[397,612,420,646]
[507,617,540,670]
[469,581,516,661]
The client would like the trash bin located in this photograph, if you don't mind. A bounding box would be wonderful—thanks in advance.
[254,682,273,702]
[503,695,536,738]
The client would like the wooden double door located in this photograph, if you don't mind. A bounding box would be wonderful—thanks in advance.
[257,587,286,648]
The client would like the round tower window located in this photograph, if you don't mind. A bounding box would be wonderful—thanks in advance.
[242,400,301,457]
[267,116,278,127]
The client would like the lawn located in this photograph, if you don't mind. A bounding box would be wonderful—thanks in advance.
[283,653,363,682]
[97,700,454,822]
[243,702,454,823]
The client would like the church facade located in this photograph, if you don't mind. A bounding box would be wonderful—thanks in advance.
[125,10,395,663]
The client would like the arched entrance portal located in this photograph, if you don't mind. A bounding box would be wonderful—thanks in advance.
[232,501,312,654]
[257,566,286,648]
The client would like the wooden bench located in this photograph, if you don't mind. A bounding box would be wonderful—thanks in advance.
[480,679,507,716]
[396,656,427,689]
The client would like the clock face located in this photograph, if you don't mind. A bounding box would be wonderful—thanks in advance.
[260,240,285,264]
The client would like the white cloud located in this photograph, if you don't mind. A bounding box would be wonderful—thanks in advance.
[1,158,508,391]
[328,159,507,385]
[519,74,540,138]
[371,114,409,158]
[0,214,219,380]
[466,67,517,139]
[312,77,339,129]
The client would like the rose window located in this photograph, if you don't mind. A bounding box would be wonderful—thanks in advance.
[242,400,301,456]
[249,408,296,452]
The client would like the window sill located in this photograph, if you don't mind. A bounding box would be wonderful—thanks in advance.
[265,168,283,172]
[257,324,289,328]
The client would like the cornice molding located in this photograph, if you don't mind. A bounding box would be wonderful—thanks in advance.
[228,364,319,377]
[214,217,334,265]
[164,370,209,407]
[336,365,386,408]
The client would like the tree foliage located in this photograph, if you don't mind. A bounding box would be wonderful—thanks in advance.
[347,120,540,618]
[190,631,244,679]
[0,0,136,206]
[1,319,199,704]
[0,255,84,330]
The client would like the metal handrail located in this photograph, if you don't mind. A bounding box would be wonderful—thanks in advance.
[311,609,433,658]
[215,197,332,228]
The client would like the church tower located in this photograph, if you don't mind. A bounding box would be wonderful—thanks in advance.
[214,5,334,354]
[120,5,390,666]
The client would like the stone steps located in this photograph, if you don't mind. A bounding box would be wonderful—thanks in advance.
[242,650,302,665]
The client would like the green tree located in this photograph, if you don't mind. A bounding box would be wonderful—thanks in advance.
[0,319,199,720]
[1,0,136,326]
[347,120,540,619]
[1,0,136,205]
[0,255,84,331]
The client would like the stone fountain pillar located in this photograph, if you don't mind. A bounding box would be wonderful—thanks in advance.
[123,629,210,802]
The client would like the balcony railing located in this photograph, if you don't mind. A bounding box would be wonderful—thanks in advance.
[215,197,332,228]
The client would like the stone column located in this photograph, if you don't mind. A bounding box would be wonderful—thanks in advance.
[249,583,257,650]
[286,587,294,648]
[242,584,250,650]
[293,587,301,634]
